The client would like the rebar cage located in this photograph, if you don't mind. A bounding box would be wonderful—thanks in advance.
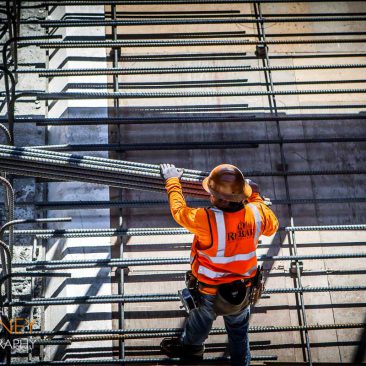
[0,0,365,365]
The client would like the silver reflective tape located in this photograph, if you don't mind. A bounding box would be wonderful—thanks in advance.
[198,250,256,264]
[242,264,258,277]
[197,264,257,279]
[247,203,262,244]
[197,265,231,279]
[211,208,226,256]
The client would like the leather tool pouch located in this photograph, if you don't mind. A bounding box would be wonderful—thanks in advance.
[185,270,198,290]
[249,265,264,305]
[213,279,251,316]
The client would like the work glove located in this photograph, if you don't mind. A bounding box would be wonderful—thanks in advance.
[160,164,184,181]
[245,178,260,194]
[245,179,272,206]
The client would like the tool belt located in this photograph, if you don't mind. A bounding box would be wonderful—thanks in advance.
[184,266,264,316]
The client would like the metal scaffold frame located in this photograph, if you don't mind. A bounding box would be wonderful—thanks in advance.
[0,0,365,364]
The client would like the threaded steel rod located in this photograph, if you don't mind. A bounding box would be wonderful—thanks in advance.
[16,64,366,76]
[6,223,365,239]
[26,18,366,28]
[18,89,366,99]
[17,322,366,338]
[5,286,366,307]
[10,252,366,270]
[27,197,366,210]
[1,355,276,366]
[30,136,366,152]
[8,114,366,126]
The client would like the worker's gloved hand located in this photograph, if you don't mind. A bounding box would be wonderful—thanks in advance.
[246,179,272,206]
[245,178,260,194]
[262,196,272,206]
[160,164,184,181]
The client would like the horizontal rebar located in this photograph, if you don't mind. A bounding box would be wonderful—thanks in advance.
[62,78,366,89]
[6,223,366,239]
[23,0,366,4]
[17,64,366,77]
[20,89,366,99]
[11,253,366,270]
[0,146,364,200]
[28,17,366,27]
[5,286,366,307]
[8,114,366,126]
[115,52,366,62]
[6,163,366,181]
[1,355,276,366]
[30,136,366,152]
[27,197,366,210]
[17,322,366,339]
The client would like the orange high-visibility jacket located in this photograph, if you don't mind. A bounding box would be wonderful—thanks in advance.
[165,177,279,286]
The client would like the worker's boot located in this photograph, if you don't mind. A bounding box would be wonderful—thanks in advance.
[160,337,204,361]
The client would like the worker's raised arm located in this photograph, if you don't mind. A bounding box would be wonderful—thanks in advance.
[246,179,279,236]
[160,164,206,236]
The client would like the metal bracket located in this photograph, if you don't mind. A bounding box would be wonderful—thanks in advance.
[290,261,304,278]
[255,44,267,58]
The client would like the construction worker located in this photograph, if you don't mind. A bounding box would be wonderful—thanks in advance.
[159,163,279,366]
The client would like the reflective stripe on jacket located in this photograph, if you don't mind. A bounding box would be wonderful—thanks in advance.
[191,204,261,285]
[164,177,279,285]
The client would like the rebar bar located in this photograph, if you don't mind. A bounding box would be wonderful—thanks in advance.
[17,63,366,77]
[25,17,366,28]
[15,322,366,338]
[5,223,365,239]
[5,286,366,307]
[8,252,366,270]
[22,0,366,4]
[26,196,366,210]
[3,355,277,366]
[7,113,366,126]
[30,136,366,152]
[6,113,366,126]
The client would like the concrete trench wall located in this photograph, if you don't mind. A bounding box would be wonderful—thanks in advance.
[44,5,113,360]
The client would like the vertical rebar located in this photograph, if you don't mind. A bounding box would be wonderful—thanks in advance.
[111,4,125,358]
[253,2,313,364]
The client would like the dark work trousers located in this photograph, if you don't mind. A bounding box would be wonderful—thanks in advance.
[181,293,251,366]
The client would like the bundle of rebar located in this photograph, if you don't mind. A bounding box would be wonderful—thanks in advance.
[0,144,209,198]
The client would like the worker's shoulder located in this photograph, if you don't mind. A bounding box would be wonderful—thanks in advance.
[192,207,212,223]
